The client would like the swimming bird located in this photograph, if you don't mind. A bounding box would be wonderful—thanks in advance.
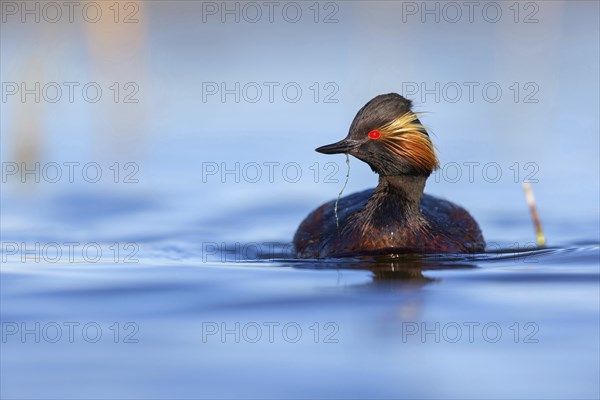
[293,93,485,258]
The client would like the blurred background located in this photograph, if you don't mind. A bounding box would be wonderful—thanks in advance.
[1,1,599,399]
[2,0,598,245]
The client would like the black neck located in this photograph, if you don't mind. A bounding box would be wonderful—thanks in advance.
[359,174,427,230]
[377,175,426,206]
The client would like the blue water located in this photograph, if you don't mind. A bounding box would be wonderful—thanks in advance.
[1,1,599,399]
[2,190,599,399]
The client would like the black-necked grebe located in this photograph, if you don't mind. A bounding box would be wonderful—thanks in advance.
[293,93,485,258]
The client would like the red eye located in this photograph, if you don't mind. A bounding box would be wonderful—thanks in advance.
[368,130,381,140]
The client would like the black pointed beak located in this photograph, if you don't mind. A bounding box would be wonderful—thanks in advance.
[315,139,358,155]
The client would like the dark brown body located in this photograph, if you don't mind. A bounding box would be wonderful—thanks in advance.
[294,177,485,258]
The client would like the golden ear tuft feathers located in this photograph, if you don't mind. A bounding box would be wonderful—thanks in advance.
[379,112,440,174]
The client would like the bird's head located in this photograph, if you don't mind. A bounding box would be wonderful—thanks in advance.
[316,93,439,176]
